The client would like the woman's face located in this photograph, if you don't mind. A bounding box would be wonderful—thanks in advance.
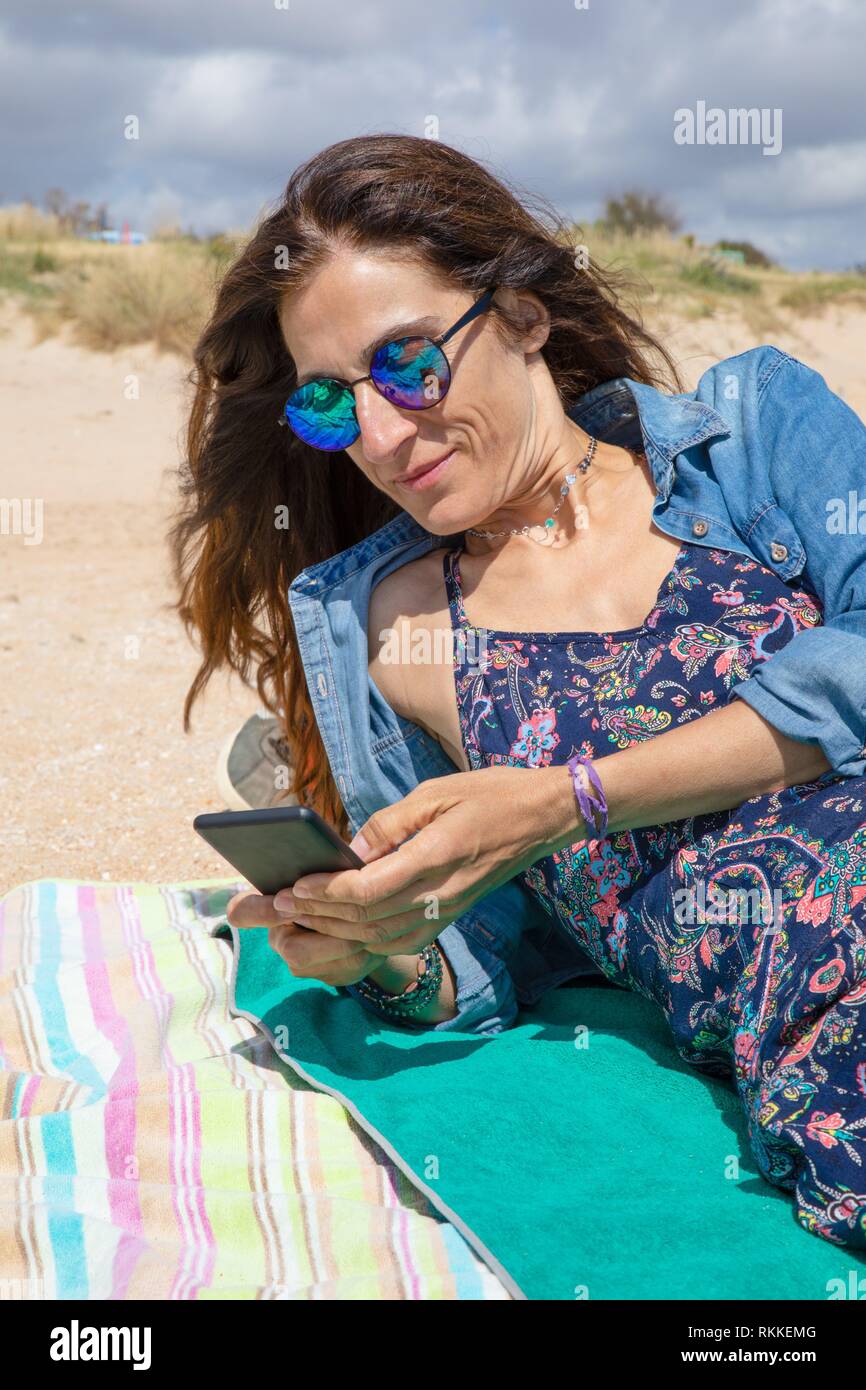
[278,250,554,535]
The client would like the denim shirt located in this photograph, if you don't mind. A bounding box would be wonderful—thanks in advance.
[288,344,866,1035]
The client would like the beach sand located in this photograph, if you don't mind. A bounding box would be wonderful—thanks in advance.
[2,296,864,896]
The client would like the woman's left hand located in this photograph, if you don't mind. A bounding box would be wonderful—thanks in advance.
[273,765,583,953]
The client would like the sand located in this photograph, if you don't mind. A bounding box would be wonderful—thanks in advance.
[2,295,864,897]
[0,299,253,896]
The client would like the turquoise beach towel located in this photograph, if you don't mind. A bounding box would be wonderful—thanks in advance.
[221,918,866,1301]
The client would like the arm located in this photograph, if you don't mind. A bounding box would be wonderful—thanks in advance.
[559,694,830,840]
[339,875,568,1034]
[724,353,866,778]
[592,352,866,832]
[353,951,458,1024]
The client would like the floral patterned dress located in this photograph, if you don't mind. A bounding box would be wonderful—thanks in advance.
[445,539,866,1250]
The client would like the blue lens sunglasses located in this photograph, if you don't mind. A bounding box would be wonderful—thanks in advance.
[279,286,497,451]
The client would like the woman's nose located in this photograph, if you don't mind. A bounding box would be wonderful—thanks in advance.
[354,382,417,461]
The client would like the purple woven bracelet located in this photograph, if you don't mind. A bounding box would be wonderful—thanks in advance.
[566,753,609,840]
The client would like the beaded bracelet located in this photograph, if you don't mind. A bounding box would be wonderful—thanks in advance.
[566,752,609,841]
[352,941,444,1018]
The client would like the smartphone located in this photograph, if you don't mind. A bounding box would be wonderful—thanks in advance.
[193,804,363,896]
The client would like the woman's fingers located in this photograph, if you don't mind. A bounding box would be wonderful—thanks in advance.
[266,920,373,981]
[226,888,291,929]
[348,780,457,860]
[225,891,380,986]
[288,908,449,954]
[277,877,447,944]
[283,827,462,937]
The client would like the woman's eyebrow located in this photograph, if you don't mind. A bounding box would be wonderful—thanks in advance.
[295,314,444,387]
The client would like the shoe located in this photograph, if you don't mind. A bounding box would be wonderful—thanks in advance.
[215,711,300,811]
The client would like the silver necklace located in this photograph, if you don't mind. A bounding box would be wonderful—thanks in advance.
[466,435,597,542]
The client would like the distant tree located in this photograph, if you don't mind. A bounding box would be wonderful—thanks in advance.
[713,239,775,269]
[38,190,113,236]
[67,200,92,234]
[43,187,69,221]
[601,190,681,236]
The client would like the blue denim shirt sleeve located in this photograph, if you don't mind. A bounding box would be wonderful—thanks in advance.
[727,354,866,778]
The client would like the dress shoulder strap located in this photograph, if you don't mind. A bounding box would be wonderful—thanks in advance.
[442,544,470,632]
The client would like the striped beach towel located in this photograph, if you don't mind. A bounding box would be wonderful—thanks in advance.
[0,879,509,1300]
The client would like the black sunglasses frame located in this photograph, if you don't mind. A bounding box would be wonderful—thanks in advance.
[279,285,497,439]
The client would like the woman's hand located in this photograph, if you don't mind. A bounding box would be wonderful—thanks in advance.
[271,765,583,954]
[225,889,383,986]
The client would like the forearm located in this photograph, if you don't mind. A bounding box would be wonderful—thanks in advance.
[541,697,832,847]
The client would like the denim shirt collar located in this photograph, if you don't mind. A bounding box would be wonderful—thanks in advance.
[562,376,732,503]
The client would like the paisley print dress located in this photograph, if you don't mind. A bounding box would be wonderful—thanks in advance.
[445,539,866,1250]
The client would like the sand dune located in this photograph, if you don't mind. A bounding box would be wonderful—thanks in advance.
[2,297,864,895]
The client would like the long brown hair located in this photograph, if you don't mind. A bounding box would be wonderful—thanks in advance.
[170,133,683,835]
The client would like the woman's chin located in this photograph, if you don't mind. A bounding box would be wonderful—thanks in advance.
[405,494,480,536]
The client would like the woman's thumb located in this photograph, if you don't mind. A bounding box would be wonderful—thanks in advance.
[349,788,437,862]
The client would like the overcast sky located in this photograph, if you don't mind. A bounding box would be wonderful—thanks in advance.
[1,0,863,269]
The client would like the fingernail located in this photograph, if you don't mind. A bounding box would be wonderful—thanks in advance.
[293,916,312,928]
[292,883,311,898]
[349,833,370,858]
[273,893,295,913]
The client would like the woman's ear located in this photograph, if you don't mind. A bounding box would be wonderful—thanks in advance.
[493,287,550,355]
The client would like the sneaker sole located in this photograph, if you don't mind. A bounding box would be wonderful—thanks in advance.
[214,725,257,811]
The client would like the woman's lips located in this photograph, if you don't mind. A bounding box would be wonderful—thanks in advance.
[395,450,456,492]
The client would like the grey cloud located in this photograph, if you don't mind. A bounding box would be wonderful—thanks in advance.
[0,0,863,267]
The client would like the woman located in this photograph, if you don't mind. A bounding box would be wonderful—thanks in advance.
[172,134,866,1249]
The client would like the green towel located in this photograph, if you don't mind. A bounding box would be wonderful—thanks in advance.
[220,918,866,1301]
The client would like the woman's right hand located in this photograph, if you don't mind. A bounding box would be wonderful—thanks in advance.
[226,889,381,987]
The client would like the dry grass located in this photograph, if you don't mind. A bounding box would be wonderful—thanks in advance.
[0,203,65,240]
[46,242,223,355]
[0,202,246,354]
[3,239,235,355]
[565,222,863,340]
[0,207,863,355]
[777,273,866,314]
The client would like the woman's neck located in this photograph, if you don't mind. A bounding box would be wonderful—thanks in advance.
[462,424,644,559]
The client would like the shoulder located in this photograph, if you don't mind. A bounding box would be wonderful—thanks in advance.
[695,343,861,421]
[368,546,452,635]
[695,344,865,452]
[692,344,802,408]
[366,544,463,760]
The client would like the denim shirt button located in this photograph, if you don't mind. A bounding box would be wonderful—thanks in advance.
[316,673,328,698]
[691,519,709,537]
[770,541,788,562]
